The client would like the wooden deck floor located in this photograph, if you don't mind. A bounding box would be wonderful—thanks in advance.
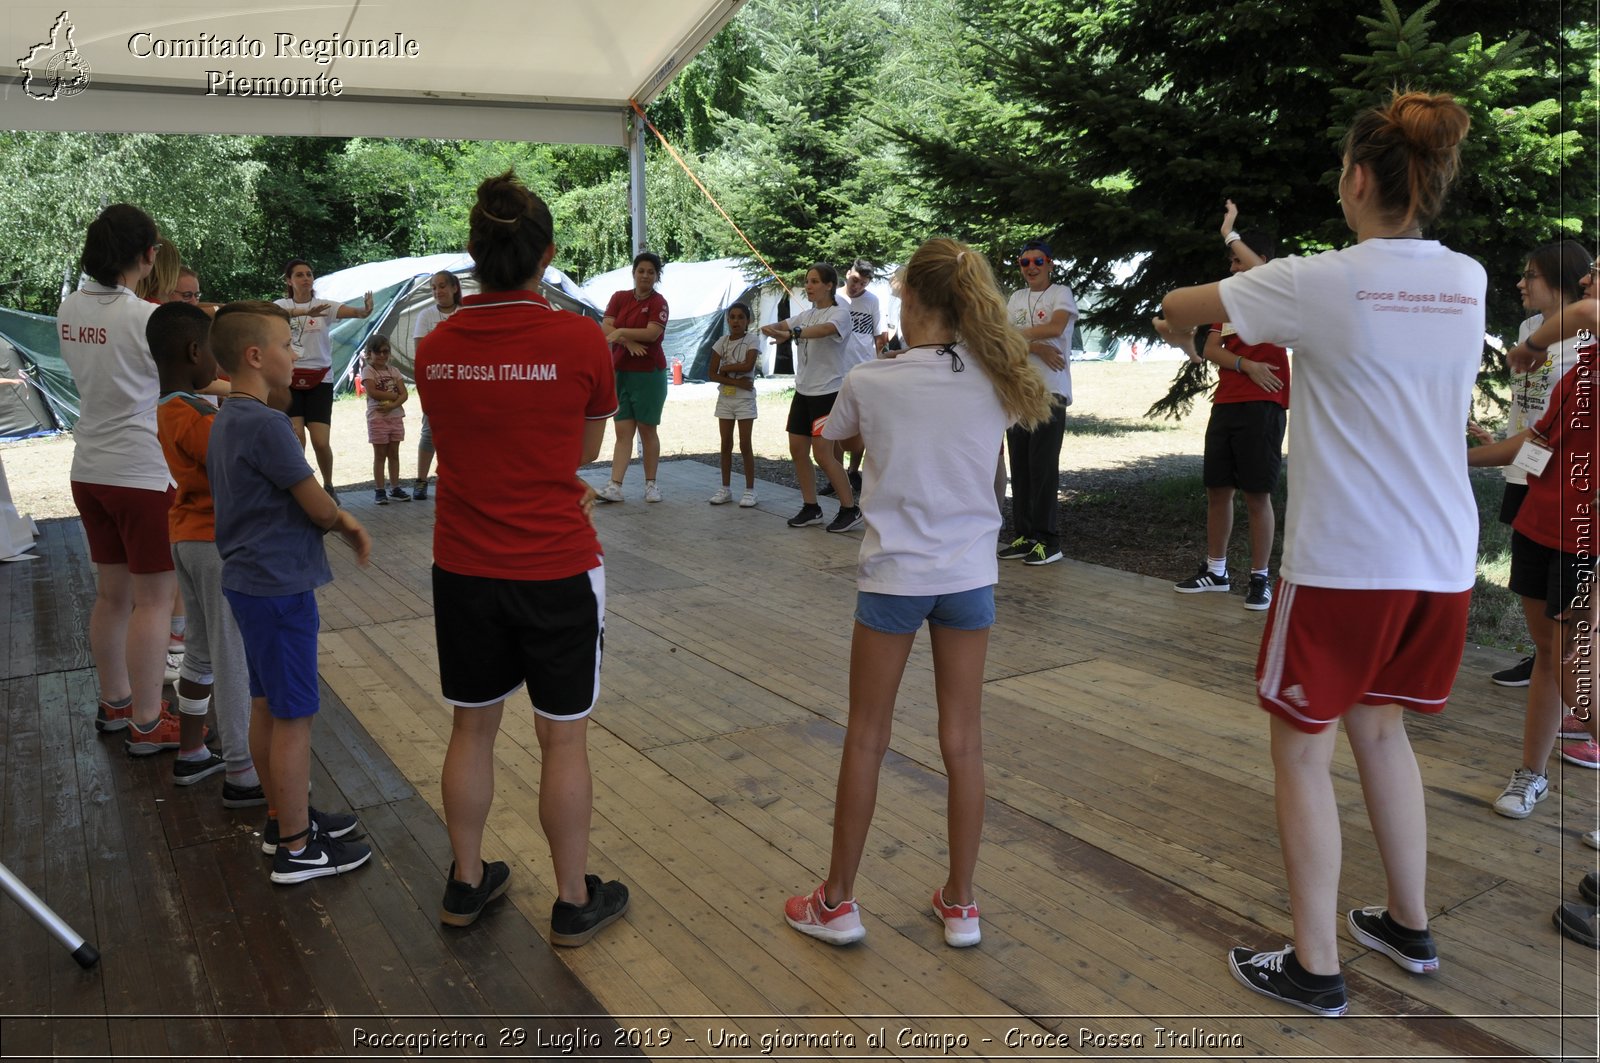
[4,456,1599,1060]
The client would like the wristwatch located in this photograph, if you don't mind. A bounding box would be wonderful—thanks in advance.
[791,326,803,342]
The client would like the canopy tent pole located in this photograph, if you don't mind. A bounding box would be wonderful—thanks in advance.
[629,110,648,255]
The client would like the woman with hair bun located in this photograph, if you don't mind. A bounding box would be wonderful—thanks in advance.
[784,238,1052,950]
[1162,90,1484,1016]
[414,170,629,944]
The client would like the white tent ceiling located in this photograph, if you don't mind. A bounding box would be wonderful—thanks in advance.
[1,1,747,145]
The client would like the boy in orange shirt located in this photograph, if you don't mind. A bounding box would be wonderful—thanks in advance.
[150,302,260,802]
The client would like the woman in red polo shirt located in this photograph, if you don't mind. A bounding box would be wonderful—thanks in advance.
[414,171,629,945]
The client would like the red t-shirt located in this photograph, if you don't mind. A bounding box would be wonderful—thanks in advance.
[1516,338,1599,554]
[603,289,670,372]
[1212,323,1291,408]
[415,291,618,580]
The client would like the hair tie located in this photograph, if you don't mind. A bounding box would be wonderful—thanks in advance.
[955,250,967,262]
[480,209,519,225]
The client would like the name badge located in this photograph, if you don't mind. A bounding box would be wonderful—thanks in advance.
[1513,437,1554,477]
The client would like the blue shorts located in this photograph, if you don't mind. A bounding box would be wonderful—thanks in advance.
[855,586,995,635]
[223,588,322,720]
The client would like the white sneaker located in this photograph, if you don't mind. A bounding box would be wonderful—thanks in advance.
[164,652,182,685]
[1492,768,1549,819]
[1585,829,1599,851]
[644,482,662,503]
[739,490,759,508]
[708,487,732,505]
[596,482,624,503]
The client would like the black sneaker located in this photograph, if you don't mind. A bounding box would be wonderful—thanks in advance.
[1245,574,1272,611]
[1174,565,1229,593]
[375,489,389,505]
[1227,945,1348,1017]
[1023,542,1062,566]
[827,506,865,533]
[550,873,629,947]
[440,860,511,927]
[997,536,1034,561]
[1491,654,1535,687]
[173,751,226,786]
[388,486,412,502]
[818,479,837,497]
[1346,907,1439,974]
[1554,903,1599,948]
[261,807,360,855]
[414,481,430,500]
[787,503,824,528]
[1581,870,1599,905]
[269,823,372,885]
[222,780,267,808]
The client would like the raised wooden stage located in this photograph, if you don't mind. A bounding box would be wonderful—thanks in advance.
[3,458,1597,1061]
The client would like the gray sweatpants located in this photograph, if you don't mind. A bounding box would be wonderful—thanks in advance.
[172,540,254,779]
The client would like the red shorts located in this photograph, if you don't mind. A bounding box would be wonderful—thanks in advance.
[71,480,175,574]
[1255,580,1470,733]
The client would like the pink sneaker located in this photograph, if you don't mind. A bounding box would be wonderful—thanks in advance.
[932,887,981,947]
[1561,713,1594,740]
[784,883,864,945]
[1560,740,1600,769]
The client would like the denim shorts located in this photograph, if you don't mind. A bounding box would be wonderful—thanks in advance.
[855,585,995,635]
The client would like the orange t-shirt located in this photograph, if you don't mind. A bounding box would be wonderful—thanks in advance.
[157,392,218,542]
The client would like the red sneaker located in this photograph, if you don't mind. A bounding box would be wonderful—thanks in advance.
[1560,740,1600,770]
[94,699,132,732]
[124,707,205,756]
[1561,713,1595,740]
[932,887,982,947]
[784,883,864,945]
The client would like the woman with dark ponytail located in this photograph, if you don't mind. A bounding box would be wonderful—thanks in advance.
[1163,90,1483,1016]
[60,204,197,754]
[414,171,629,944]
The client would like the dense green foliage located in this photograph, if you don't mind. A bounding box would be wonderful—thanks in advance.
[890,0,1595,416]
[0,0,1590,364]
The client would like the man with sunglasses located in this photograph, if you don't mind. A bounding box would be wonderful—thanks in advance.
[998,240,1076,566]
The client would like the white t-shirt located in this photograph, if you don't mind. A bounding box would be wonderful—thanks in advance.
[414,302,458,343]
[58,283,172,491]
[837,289,882,367]
[1503,314,1583,485]
[1008,283,1076,403]
[824,343,1007,595]
[712,334,756,390]
[785,304,850,396]
[1219,239,1487,592]
[275,297,338,370]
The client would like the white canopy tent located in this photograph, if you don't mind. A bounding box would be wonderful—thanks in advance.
[1,0,749,249]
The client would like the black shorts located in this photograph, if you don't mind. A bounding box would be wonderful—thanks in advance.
[433,563,605,718]
[1509,531,1596,620]
[288,381,335,425]
[1498,481,1529,526]
[1203,401,1286,492]
[786,391,838,437]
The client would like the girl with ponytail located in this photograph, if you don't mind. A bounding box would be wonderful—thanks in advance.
[1162,90,1483,1016]
[784,238,1050,950]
